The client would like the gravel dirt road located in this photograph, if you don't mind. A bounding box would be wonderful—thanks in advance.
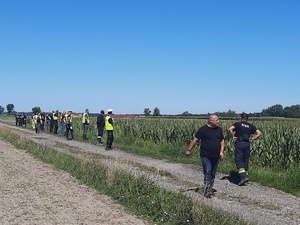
[0,122,299,225]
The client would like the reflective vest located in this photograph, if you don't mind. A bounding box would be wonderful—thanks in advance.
[53,113,58,120]
[105,115,114,130]
[66,114,72,123]
[82,113,89,124]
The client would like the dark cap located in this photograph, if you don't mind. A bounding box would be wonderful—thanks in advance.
[240,113,249,119]
[100,110,104,114]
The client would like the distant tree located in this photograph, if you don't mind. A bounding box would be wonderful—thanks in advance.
[6,103,14,115]
[153,107,160,116]
[182,111,191,116]
[283,105,300,118]
[261,104,284,117]
[0,105,4,114]
[32,106,41,115]
[144,108,151,116]
[215,109,238,117]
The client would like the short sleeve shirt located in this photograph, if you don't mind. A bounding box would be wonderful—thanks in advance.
[232,122,257,138]
[195,125,224,158]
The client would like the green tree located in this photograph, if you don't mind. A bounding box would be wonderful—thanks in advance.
[0,105,4,114]
[182,111,191,116]
[283,105,300,118]
[144,108,151,116]
[6,103,14,115]
[32,106,41,115]
[261,104,284,117]
[153,107,160,116]
[215,109,238,117]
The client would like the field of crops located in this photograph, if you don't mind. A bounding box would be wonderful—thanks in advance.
[4,115,300,170]
[83,117,300,170]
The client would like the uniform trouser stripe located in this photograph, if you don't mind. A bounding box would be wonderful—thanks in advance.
[239,168,246,174]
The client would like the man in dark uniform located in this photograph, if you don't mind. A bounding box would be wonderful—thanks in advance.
[40,112,45,131]
[15,113,19,126]
[96,110,105,144]
[229,113,262,186]
[53,110,59,134]
[19,113,24,126]
[22,113,27,126]
[49,111,54,133]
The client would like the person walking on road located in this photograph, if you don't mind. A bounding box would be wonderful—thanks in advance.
[228,113,262,186]
[185,114,225,198]
[82,109,90,140]
[105,109,114,150]
[96,110,105,144]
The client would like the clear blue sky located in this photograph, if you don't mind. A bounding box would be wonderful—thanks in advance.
[1,0,299,115]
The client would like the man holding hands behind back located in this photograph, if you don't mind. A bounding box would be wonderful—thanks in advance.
[186,114,225,198]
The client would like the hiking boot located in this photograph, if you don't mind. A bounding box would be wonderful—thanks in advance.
[204,191,213,198]
[238,177,249,186]
[203,182,213,198]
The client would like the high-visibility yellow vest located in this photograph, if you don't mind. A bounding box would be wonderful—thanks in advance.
[105,115,113,130]
[66,114,72,123]
[82,113,89,124]
[53,113,58,120]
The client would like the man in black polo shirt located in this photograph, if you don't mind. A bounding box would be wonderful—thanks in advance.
[229,113,262,186]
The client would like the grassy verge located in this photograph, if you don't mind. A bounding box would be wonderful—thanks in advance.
[0,127,252,225]
[114,135,300,197]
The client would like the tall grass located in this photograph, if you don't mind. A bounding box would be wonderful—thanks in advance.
[0,127,252,225]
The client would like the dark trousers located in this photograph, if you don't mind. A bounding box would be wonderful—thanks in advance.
[235,141,251,179]
[53,120,58,134]
[66,124,74,140]
[106,130,114,148]
[201,156,220,189]
[97,127,104,143]
[98,127,104,137]
[50,120,54,132]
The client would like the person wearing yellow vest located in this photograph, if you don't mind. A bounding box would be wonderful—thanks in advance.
[105,109,114,150]
[82,108,90,140]
[53,110,59,134]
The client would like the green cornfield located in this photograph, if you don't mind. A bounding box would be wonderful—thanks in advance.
[19,115,300,170]
[71,116,300,170]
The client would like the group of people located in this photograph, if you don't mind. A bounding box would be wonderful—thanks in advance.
[15,113,27,127]
[186,113,261,198]
[30,109,115,150]
[80,108,115,150]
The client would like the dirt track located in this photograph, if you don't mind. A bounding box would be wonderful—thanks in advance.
[0,122,299,225]
[0,138,147,224]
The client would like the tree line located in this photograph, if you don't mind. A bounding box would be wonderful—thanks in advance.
[144,104,300,118]
[1,103,300,118]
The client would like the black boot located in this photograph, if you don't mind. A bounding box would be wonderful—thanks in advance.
[238,171,249,186]
[97,137,104,144]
